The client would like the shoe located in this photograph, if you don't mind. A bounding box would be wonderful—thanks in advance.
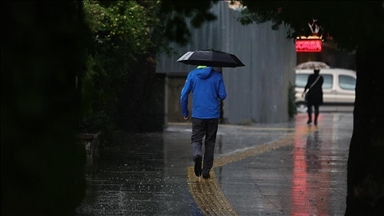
[307,120,312,125]
[314,120,317,126]
[194,156,202,177]
[202,172,210,179]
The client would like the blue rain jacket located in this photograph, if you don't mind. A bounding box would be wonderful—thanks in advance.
[180,66,227,119]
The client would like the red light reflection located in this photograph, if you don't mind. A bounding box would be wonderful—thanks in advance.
[291,120,330,215]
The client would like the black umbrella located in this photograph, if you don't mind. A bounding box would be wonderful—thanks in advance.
[176,49,245,68]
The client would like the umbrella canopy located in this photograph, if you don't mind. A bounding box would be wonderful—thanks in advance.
[295,61,330,70]
[176,49,245,68]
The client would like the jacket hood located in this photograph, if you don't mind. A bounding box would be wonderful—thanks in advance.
[195,66,213,80]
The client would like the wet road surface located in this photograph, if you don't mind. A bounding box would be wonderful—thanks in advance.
[76,113,351,215]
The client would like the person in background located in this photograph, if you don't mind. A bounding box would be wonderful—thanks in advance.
[302,69,324,126]
[180,65,227,179]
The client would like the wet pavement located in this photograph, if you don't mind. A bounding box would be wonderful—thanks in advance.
[76,113,352,215]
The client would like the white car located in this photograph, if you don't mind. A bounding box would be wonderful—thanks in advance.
[295,68,356,113]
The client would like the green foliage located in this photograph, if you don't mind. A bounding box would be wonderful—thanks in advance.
[288,82,297,119]
[84,0,159,53]
[81,0,163,135]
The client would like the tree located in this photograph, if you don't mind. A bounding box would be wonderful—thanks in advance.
[81,0,164,136]
[234,1,384,214]
[81,0,220,135]
[157,0,219,46]
[1,1,89,215]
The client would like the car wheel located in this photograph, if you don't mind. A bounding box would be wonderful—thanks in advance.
[296,103,308,113]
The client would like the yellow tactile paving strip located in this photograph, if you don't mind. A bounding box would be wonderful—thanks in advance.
[187,168,238,216]
[187,126,315,215]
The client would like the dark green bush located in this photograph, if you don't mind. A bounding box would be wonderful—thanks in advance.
[288,82,297,119]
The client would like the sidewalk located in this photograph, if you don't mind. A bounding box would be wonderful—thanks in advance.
[76,113,352,216]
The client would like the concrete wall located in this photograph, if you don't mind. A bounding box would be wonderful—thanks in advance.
[156,1,296,124]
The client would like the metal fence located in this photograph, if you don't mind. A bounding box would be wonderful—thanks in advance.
[156,1,296,124]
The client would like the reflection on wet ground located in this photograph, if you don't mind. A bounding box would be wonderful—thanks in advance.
[76,113,352,215]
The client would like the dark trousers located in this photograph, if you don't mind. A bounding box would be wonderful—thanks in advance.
[307,101,320,122]
[191,117,219,174]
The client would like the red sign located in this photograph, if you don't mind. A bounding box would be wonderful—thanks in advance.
[295,39,322,52]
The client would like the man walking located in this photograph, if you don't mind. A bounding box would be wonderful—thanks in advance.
[180,65,227,179]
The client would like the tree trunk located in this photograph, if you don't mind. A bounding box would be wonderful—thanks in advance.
[345,42,384,215]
